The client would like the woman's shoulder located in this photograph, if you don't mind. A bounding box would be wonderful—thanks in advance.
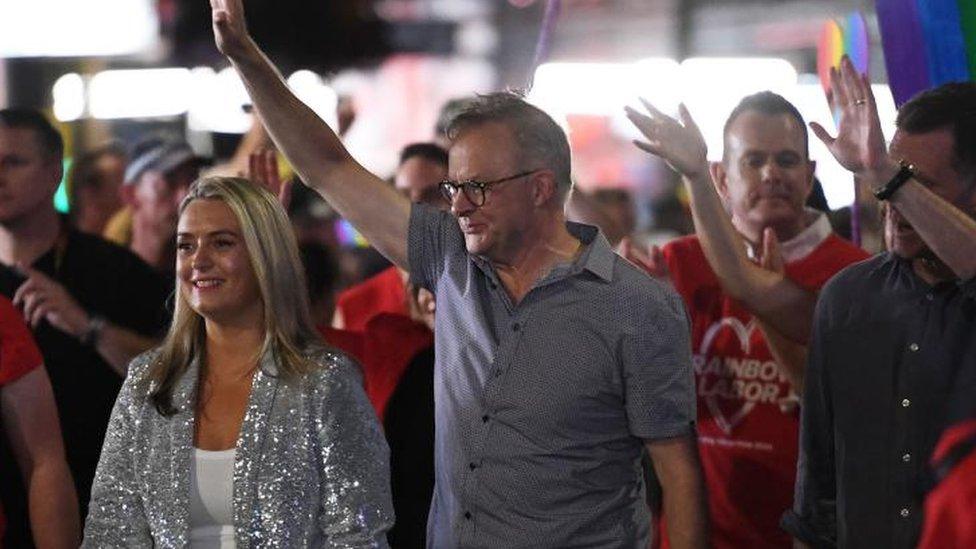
[295,344,366,399]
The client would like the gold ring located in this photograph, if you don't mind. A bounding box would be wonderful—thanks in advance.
[853,99,867,106]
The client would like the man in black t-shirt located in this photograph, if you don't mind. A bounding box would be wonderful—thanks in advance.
[0,109,170,546]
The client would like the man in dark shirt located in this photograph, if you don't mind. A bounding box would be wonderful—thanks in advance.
[0,109,170,545]
[783,62,976,547]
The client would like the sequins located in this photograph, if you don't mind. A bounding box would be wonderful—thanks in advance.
[83,347,394,547]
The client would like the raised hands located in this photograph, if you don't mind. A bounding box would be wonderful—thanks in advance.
[809,56,891,179]
[210,0,254,60]
[248,149,292,208]
[625,100,708,181]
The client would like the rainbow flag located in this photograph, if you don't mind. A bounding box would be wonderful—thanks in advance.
[876,0,975,106]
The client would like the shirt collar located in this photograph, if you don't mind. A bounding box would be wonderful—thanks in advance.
[470,221,615,283]
[566,221,615,282]
[745,209,833,264]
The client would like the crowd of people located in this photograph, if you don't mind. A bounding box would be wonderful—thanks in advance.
[0,0,973,547]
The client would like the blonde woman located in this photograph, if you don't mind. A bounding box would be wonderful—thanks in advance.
[83,177,393,547]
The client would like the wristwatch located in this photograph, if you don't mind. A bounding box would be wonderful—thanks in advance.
[80,314,107,347]
[873,160,916,201]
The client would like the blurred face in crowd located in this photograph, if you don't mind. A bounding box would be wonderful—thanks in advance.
[129,161,199,231]
[886,127,976,260]
[447,122,543,260]
[0,126,61,226]
[177,199,262,326]
[713,111,815,242]
[395,156,447,207]
[77,152,126,229]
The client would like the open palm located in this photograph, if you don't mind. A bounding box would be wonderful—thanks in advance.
[809,56,888,175]
[625,100,708,181]
[209,0,252,58]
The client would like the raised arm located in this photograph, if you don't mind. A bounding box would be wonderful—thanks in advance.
[209,0,410,268]
[626,101,816,342]
[811,56,976,280]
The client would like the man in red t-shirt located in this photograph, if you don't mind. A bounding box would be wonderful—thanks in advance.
[0,295,78,547]
[627,92,868,547]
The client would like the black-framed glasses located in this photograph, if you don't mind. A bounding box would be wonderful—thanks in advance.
[439,169,541,207]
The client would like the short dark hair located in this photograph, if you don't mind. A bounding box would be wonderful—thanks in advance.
[897,82,976,186]
[446,91,573,199]
[399,142,448,168]
[722,91,808,160]
[0,108,64,160]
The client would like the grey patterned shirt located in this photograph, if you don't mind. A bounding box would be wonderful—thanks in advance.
[408,204,696,548]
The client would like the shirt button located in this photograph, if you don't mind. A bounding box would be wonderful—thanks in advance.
[926,293,934,301]
[902,453,911,463]
[481,415,489,423]
[469,462,477,470]
[900,508,910,518]
[902,398,911,408]
[512,323,520,332]
[909,343,919,352]
[464,511,472,520]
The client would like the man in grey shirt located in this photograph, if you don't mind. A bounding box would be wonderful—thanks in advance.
[210,1,707,547]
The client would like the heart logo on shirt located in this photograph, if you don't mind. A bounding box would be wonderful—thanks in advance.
[698,317,758,434]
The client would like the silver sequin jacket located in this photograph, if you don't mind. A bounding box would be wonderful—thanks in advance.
[82,347,394,548]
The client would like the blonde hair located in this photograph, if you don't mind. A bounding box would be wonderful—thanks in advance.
[148,176,323,415]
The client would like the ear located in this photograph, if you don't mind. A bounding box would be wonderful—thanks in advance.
[804,159,817,198]
[532,170,557,208]
[709,161,730,201]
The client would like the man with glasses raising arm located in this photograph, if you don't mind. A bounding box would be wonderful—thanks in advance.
[210,1,707,547]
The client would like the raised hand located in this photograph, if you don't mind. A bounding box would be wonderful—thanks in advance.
[809,56,890,178]
[756,227,784,275]
[625,100,708,181]
[618,236,670,280]
[248,149,292,208]
[210,0,254,59]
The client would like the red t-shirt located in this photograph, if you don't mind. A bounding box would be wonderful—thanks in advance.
[0,296,45,545]
[918,419,976,549]
[322,313,433,420]
[334,266,409,332]
[660,233,868,549]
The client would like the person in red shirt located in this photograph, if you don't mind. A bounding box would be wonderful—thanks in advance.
[918,418,976,549]
[0,295,78,548]
[626,92,868,548]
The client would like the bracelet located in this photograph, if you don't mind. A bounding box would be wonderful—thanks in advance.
[80,315,106,347]
[873,161,916,201]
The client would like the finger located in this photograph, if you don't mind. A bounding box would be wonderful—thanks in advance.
[761,227,785,272]
[840,56,862,103]
[264,150,281,192]
[677,103,701,136]
[30,302,54,329]
[617,236,632,257]
[625,107,657,139]
[637,97,670,121]
[632,139,664,156]
[12,277,41,307]
[824,86,836,113]
[829,65,849,108]
[808,122,835,147]
[862,71,878,109]
[248,152,260,183]
[278,177,293,208]
[20,290,44,325]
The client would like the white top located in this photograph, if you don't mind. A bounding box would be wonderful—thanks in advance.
[189,448,236,549]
